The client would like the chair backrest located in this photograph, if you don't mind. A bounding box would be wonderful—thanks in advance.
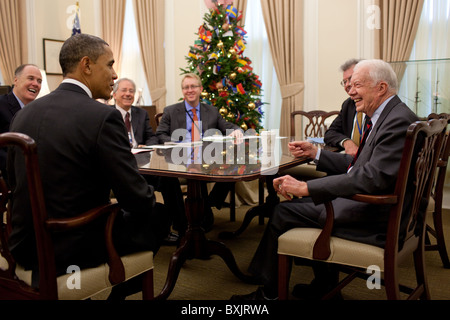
[387,119,447,256]
[0,132,57,299]
[140,105,157,131]
[155,113,163,127]
[0,86,12,95]
[290,110,339,141]
[427,113,450,211]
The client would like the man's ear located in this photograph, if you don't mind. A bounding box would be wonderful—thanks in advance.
[80,56,92,75]
[378,81,388,96]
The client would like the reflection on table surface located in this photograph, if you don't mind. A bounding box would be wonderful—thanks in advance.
[136,138,304,180]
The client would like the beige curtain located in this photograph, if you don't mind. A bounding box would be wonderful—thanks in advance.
[0,0,28,85]
[375,0,424,81]
[260,0,304,151]
[100,0,126,78]
[233,0,248,26]
[133,0,166,113]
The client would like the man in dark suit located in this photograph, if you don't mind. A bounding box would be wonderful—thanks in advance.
[112,77,186,243]
[231,59,419,300]
[324,59,364,157]
[7,34,170,298]
[156,73,242,229]
[0,64,42,177]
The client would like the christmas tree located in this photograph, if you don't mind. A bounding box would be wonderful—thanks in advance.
[180,1,264,132]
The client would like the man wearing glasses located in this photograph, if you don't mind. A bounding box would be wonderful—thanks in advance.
[156,73,242,232]
[324,59,365,157]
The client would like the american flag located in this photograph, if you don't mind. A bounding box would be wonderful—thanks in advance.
[72,2,81,36]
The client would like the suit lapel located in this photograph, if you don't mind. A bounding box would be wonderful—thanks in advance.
[7,93,21,116]
[366,95,401,146]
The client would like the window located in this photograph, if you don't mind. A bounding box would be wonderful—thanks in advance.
[119,0,152,105]
[245,0,282,130]
[397,0,449,117]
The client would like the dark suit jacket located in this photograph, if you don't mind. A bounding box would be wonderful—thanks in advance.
[323,97,357,150]
[8,83,161,273]
[0,92,22,177]
[308,96,419,247]
[114,105,159,146]
[156,102,239,143]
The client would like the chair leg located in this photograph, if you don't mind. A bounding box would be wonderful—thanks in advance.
[278,254,292,300]
[413,245,431,300]
[141,269,154,300]
[431,208,450,268]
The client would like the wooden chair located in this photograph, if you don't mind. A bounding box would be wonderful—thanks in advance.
[155,113,163,127]
[282,110,340,181]
[140,105,157,132]
[425,113,450,268]
[0,133,154,300]
[278,118,448,300]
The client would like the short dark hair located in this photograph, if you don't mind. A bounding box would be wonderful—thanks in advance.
[59,34,109,77]
[14,64,39,77]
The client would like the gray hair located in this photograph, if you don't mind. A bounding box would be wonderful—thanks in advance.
[340,59,363,72]
[59,34,109,77]
[354,59,399,93]
[113,78,136,94]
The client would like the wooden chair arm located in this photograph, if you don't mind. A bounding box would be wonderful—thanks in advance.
[45,202,125,285]
[45,203,120,232]
[312,194,399,260]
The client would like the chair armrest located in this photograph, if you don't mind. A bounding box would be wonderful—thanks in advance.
[312,194,398,260]
[45,202,125,284]
[45,203,120,232]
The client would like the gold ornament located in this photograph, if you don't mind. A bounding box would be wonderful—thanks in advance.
[219,107,228,116]
[240,123,248,131]
[229,72,237,80]
[227,113,235,120]
[217,41,224,49]
[201,91,210,99]
[248,102,256,110]
[229,48,236,55]
[222,23,230,31]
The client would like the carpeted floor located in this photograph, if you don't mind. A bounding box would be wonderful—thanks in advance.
[93,198,450,301]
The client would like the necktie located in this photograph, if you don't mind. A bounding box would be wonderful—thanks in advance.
[125,112,133,147]
[352,112,364,146]
[125,112,131,133]
[191,108,201,142]
[349,117,372,169]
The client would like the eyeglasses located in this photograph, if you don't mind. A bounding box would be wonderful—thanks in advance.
[340,77,352,87]
[182,85,201,91]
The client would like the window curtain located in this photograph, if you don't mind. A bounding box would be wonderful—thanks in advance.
[375,0,425,81]
[234,0,248,26]
[260,0,304,152]
[100,0,126,78]
[133,0,166,113]
[0,0,27,85]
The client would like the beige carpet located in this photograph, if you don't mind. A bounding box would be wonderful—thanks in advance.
[93,198,450,301]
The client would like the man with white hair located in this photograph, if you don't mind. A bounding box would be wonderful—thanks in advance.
[232,59,419,300]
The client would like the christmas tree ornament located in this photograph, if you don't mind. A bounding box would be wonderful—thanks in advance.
[219,107,228,116]
[181,3,265,132]
[201,91,210,99]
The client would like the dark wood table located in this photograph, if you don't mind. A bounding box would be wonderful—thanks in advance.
[136,138,311,300]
